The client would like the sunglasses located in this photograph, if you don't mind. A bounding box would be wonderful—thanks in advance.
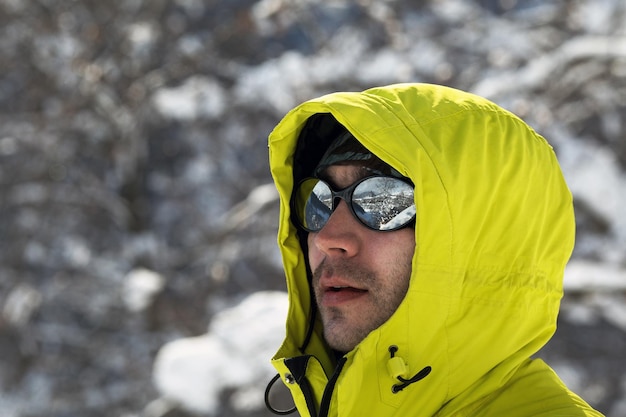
[292,176,416,232]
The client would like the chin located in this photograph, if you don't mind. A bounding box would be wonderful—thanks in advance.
[325,329,366,353]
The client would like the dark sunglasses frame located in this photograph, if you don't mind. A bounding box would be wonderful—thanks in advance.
[292,175,416,232]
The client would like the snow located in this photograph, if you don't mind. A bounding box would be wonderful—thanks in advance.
[472,36,626,99]
[564,261,626,292]
[234,51,312,114]
[153,291,288,414]
[551,130,626,262]
[122,268,166,313]
[152,76,227,121]
[125,22,158,56]
[2,284,42,327]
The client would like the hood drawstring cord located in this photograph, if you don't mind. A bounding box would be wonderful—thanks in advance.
[265,373,297,415]
[387,345,432,393]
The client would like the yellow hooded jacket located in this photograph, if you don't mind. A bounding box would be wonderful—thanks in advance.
[267,84,603,417]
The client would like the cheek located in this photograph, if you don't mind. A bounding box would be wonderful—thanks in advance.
[378,231,416,266]
[403,231,417,257]
[307,233,321,267]
[379,229,415,252]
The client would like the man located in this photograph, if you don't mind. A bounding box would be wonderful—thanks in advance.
[264,84,603,416]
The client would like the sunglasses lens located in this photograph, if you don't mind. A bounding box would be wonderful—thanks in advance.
[295,178,333,232]
[353,177,415,231]
[294,177,415,232]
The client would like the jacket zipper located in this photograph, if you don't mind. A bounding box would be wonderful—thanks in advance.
[299,374,318,417]
[284,355,319,417]
[317,356,347,417]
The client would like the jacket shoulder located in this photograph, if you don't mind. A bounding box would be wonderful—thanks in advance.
[461,359,604,417]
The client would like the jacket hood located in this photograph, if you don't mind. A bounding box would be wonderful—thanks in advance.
[267,83,575,416]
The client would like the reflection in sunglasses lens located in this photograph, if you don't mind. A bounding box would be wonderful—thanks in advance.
[304,181,332,231]
[295,176,415,232]
[353,178,414,230]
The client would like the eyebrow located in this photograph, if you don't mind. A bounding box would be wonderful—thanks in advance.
[319,165,373,190]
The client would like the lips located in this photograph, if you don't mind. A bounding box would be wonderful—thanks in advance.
[313,260,370,307]
[320,282,367,306]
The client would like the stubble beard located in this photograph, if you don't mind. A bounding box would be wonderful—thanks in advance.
[312,259,410,353]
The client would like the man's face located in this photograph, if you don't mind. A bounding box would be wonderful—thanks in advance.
[307,164,415,352]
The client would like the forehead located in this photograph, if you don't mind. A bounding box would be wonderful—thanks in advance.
[320,164,371,189]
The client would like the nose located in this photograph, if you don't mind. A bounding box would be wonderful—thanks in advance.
[310,200,362,257]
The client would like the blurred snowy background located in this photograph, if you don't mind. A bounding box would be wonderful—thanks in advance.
[0,0,625,416]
